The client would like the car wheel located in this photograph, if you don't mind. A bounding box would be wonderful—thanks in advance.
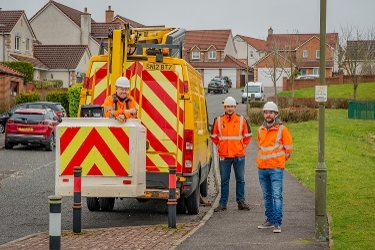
[5,140,13,149]
[177,196,187,214]
[200,177,208,197]
[45,134,55,151]
[0,124,4,134]
[186,180,200,215]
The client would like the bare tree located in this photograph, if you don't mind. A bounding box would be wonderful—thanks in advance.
[261,38,288,104]
[337,25,375,100]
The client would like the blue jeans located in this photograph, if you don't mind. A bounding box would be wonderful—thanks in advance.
[258,168,284,226]
[219,157,246,205]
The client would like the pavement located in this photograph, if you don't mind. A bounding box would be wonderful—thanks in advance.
[0,107,331,250]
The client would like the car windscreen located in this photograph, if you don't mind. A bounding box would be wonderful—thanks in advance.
[210,79,222,84]
[56,104,66,111]
[12,113,44,124]
[245,86,260,93]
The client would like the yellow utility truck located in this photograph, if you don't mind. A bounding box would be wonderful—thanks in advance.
[55,24,211,214]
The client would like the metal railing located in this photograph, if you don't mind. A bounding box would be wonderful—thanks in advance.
[348,100,375,120]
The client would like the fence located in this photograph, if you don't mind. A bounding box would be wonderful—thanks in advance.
[348,100,375,120]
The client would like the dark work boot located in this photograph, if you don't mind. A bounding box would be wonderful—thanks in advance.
[214,204,227,212]
[238,200,250,210]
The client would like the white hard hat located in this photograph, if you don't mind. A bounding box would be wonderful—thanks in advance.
[115,76,130,88]
[223,96,237,106]
[263,101,278,113]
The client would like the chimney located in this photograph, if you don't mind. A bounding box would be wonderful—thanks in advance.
[80,7,91,45]
[105,6,114,23]
[268,27,273,36]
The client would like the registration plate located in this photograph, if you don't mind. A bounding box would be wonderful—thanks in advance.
[145,63,174,71]
[18,127,33,132]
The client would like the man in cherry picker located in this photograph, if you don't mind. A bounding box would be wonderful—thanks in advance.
[103,76,137,121]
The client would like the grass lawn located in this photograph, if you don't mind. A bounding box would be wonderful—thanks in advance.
[278,82,375,100]
[275,83,375,249]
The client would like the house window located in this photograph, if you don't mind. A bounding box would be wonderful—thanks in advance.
[26,38,30,52]
[15,36,21,51]
[249,51,254,58]
[303,50,308,58]
[313,68,320,75]
[10,82,19,96]
[208,51,216,59]
[192,51,200,60]
[316,50,320,59]
[301,69,307,75]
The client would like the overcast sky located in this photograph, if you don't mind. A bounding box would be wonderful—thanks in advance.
[2,0,375,39]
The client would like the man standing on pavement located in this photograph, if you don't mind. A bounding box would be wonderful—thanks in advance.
[103,76,137,121]
[257,101,293,233]
[210,96,252,212]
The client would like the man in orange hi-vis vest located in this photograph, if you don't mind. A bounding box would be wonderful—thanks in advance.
[103,76,137,121]
[210,96,252,212]
[257,101,293,233]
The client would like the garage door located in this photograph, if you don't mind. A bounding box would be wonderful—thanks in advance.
[257,68,289,88]
[203,69,219,88]
[221,69,237,89]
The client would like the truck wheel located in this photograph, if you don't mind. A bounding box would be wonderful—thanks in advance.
[176,196,186,214]
[87,197,100,211]
[99,198,115,211]
[136,198,150,203]
[186,181,200,214]
[200,177,208,197]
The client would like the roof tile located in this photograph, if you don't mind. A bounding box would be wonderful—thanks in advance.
[0,10,24,33]
[185,30,232,51]
[190,55,248,69]
[265,33,338,50]
[33,45,88,69]
[0,63,25,77]
[9,53,48,70]
[237,35,266,51]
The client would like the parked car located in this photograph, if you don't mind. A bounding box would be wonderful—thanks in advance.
[0,102,66,134]
[241,82,265,103]
[24,101,67,117]
[0,103,28,133]
[4,108,62,151]
[208,77,229,94]
[296,74,319,79]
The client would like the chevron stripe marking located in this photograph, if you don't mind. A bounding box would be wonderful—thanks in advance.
[61,128,129,176]
[60,127,81,155]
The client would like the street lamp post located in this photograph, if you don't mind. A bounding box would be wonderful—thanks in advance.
[245,42,249,113]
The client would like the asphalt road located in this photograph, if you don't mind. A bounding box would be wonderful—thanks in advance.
[0,89,248,245]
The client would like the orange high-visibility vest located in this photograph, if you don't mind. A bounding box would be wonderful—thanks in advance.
[256,123,293,169]
[103,95,137,119]
[210,113,252,158]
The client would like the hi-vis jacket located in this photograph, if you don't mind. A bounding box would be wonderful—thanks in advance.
[256,119,293,169]
[210,113,252,158]
[103,94,137,119]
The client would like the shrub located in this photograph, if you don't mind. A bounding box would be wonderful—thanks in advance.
[33,80,63,89]
[46,91,69,116]
[15,91,41,104]
[248,107,318,125]
[267,96,349,109]
[0,99,16,113]
[68,83,83,117]
[1,61,34,82]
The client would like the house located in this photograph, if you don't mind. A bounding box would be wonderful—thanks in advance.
[343,40,375,75]
[253,27,338,89]
[183,29,248,88]
[233,35,266,67]
[0,63,25,105]
[33,45,90,87]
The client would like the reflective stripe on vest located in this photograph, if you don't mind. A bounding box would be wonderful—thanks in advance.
[258,125,284,152]
[216,115,244,140]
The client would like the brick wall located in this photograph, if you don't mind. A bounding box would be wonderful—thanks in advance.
[0,75,25,104]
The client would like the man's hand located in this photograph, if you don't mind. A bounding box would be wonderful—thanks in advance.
[127,108,137,115]
[118,114,126,121]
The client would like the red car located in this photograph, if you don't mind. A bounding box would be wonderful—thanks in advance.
[4,108,62,151]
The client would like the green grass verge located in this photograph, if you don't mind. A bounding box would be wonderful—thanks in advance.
[278,82,375,100]
[284,109,375,250]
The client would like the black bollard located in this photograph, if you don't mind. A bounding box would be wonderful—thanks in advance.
[73,166,82,233]
[49,195,62,250]
[167,165,177,228]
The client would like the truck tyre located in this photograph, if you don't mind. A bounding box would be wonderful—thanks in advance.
[186,181,200,214]
[176,196,186,214]
[136,198,150,203]
[200,177,208,197]
[87,197,100,211]
[99,198,115,211]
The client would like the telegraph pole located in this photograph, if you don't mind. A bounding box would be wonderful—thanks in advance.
[246,42,249,112]
[315,0,328,241]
